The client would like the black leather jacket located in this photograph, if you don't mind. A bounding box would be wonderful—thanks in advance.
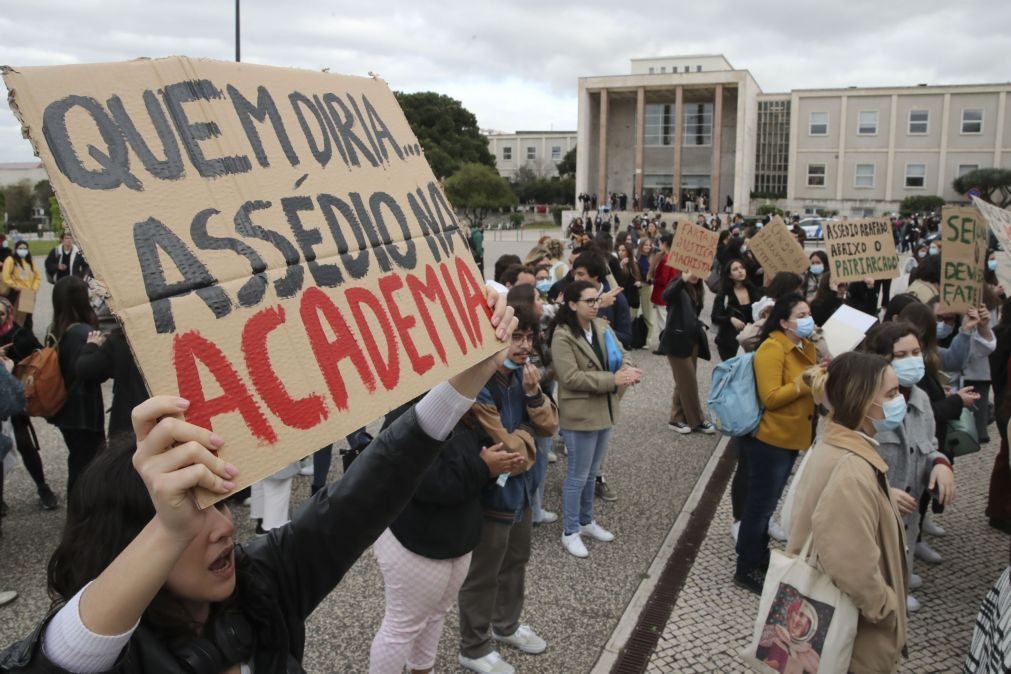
[0,407,444,673]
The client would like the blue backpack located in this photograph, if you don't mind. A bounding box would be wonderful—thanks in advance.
[707,352,763,437]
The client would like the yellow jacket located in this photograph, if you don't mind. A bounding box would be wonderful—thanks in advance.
[1,256,41,292]
[786,422,908,674]
[753,330,816,450]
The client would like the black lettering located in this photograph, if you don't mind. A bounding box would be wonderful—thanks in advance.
[288,92,332,168]
[162,79,252,178]
[41,95,142,191]
[233,201,304,299]
[362,94,404,162]
[348,192,392,272]
[281,196,343,288]
[190,207,268,307]
[429,182,466,251]
[314,94,349,167]
[107,91,184,182]
[228,84,300,169]
[369,192,416,270]
[323,94,377,168]
[317,193,371,279]
[407,189,449,261]
[347,95,382,164]
[133,216,232,333]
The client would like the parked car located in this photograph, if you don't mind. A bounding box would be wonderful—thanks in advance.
[799,217,826,241]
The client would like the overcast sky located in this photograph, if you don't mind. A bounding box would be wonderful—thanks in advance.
[2,0,1009,163]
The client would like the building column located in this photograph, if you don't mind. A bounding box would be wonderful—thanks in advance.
[597,90,609,200]
[835,95,848,201]
[711,84,723,212]
[885,94,898,203]
[994,91,1007,169]
[575,86,592,201]
[938,93,951,195]
[673,85,684,208]
[634,87,645,206]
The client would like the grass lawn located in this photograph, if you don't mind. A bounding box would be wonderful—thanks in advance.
[525,220,559,229]
[27,240,59,257]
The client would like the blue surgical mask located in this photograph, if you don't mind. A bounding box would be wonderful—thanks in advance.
[15,249,28,258]
[988,260,998,272]
[936,321,954,340]
[892,355,925,387]
[502,358,523,371]
[810,264,824,276]
[792,316,815,339]
[917,250,927,259]
[756,223,764,230]
[535,279,552,294]
[928,246,939,256]
[870,394,907,433]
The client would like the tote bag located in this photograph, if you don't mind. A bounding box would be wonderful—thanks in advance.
[741,534,858,674]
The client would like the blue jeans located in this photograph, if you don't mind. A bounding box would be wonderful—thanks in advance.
[561,428,612,535]
[735,435,798,572]
[532,434,552,521]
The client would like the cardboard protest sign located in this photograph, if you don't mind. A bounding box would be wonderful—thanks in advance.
[747,216,809,278]
[667,221,718,277]
[823,218,899,283]
[15,288,35,314]
[973,197,1011,294]
[3,57,498,505]
[939,206,987,313]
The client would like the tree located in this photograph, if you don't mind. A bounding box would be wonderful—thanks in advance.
[443,163,517,225]
[556,147,576,178]
[3,180,33,227]
[899,195,945,217]
[953,168,1011,208]
[49,196,64,236]
[33,179,54,208]
[394,92,495,180]
[756,204,784,217]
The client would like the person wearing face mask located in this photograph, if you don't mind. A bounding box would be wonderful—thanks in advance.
[928,243,940,256]
[904,244,928,276]
[789,352,910,673]
[1,240,41,328]
[802,251,829,302]
[861,323,955,614]
[905,255,941,304]
[734,294,818,594]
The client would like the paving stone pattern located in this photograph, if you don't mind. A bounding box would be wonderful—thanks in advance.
[646,437,1008,673]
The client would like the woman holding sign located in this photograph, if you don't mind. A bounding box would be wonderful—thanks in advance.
[0,292,518,674]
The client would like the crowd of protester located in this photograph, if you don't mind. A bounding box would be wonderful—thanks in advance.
[0,205,1008,674]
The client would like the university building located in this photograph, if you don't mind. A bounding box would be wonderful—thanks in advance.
[486,130,577,179]
[576,55,1011,216]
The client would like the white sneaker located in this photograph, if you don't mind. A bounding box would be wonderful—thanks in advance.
[493,624,547,655]
[459,651,515,674]
[906,594,921,613]
[915,540,943,564]
[0,590,17,606]
[580,520,615,542]
[730,520,741,543]
[298,458,314,476]
[547,450,558,463]
[909,573,923,590]
[768,520,788,542]
[922,517,946,537]
[534,510,558,525]
[561,532,588,558]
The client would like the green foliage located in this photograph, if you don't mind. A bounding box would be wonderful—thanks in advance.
[443,163,517,225]
[551,205,565,226]
[898,195,945,217]
[49,197,63,236]
[756,204,784,216]
[556,147,576,178]
[952,168,1011,208]
[2,180,33,227]
[511,170,575,205]
[816,209,839,218]
[394,92,495,179]
[509,212,525,228]
[33,179,54,207]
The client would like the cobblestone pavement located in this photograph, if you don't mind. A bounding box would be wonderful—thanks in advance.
[646,436,1008,674]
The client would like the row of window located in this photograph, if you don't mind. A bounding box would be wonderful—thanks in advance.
[501,145,564,161]
[805,162,979,189]
[808,108,985,136]
[648,65,703,74]
[644,103,713,147]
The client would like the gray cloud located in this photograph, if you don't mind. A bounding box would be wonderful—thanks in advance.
[1,0,1009,161]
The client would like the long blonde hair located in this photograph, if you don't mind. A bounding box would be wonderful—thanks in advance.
[806,352,890,429]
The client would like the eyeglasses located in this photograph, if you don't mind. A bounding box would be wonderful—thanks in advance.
[510,332,535,345]
[578,297,600,306]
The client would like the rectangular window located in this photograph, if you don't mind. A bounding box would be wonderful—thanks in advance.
[857,110,878,135]
[854,163,875,188]
[807,164,826,187]
[809,112,828,136]
[908,109,929,134]
[648,67,655,74]
[958,163,979,177]
[696,65,702,72]
[502,146,512,160]
[526,146,536,160]
[645,103,676,146]
[660,66,666,73]
[962,109,983,134]
[551,145,562,160]
[683,102,713,146]
[905,163,926,188]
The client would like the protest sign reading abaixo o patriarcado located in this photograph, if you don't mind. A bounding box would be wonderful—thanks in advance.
[823,218,899,284]
[3,57,499,505]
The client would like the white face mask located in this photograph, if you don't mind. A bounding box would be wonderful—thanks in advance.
[16,249,29,258]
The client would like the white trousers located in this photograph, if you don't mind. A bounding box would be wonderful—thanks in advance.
[249,473,294,531]
[369,529,472,673]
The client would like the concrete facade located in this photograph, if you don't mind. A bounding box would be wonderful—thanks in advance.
[577,57,1011,215]
[0,162,48,188]
[486,130,577,179]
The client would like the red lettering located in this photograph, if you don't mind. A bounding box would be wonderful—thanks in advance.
[439,260,477,346]
[345,287,400,391]
[379,273,435,376]
[455,255,490,346]
[300,286,376,409]
[173,331,277,444]
[406,265,458,361]
[241,305,328,430]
